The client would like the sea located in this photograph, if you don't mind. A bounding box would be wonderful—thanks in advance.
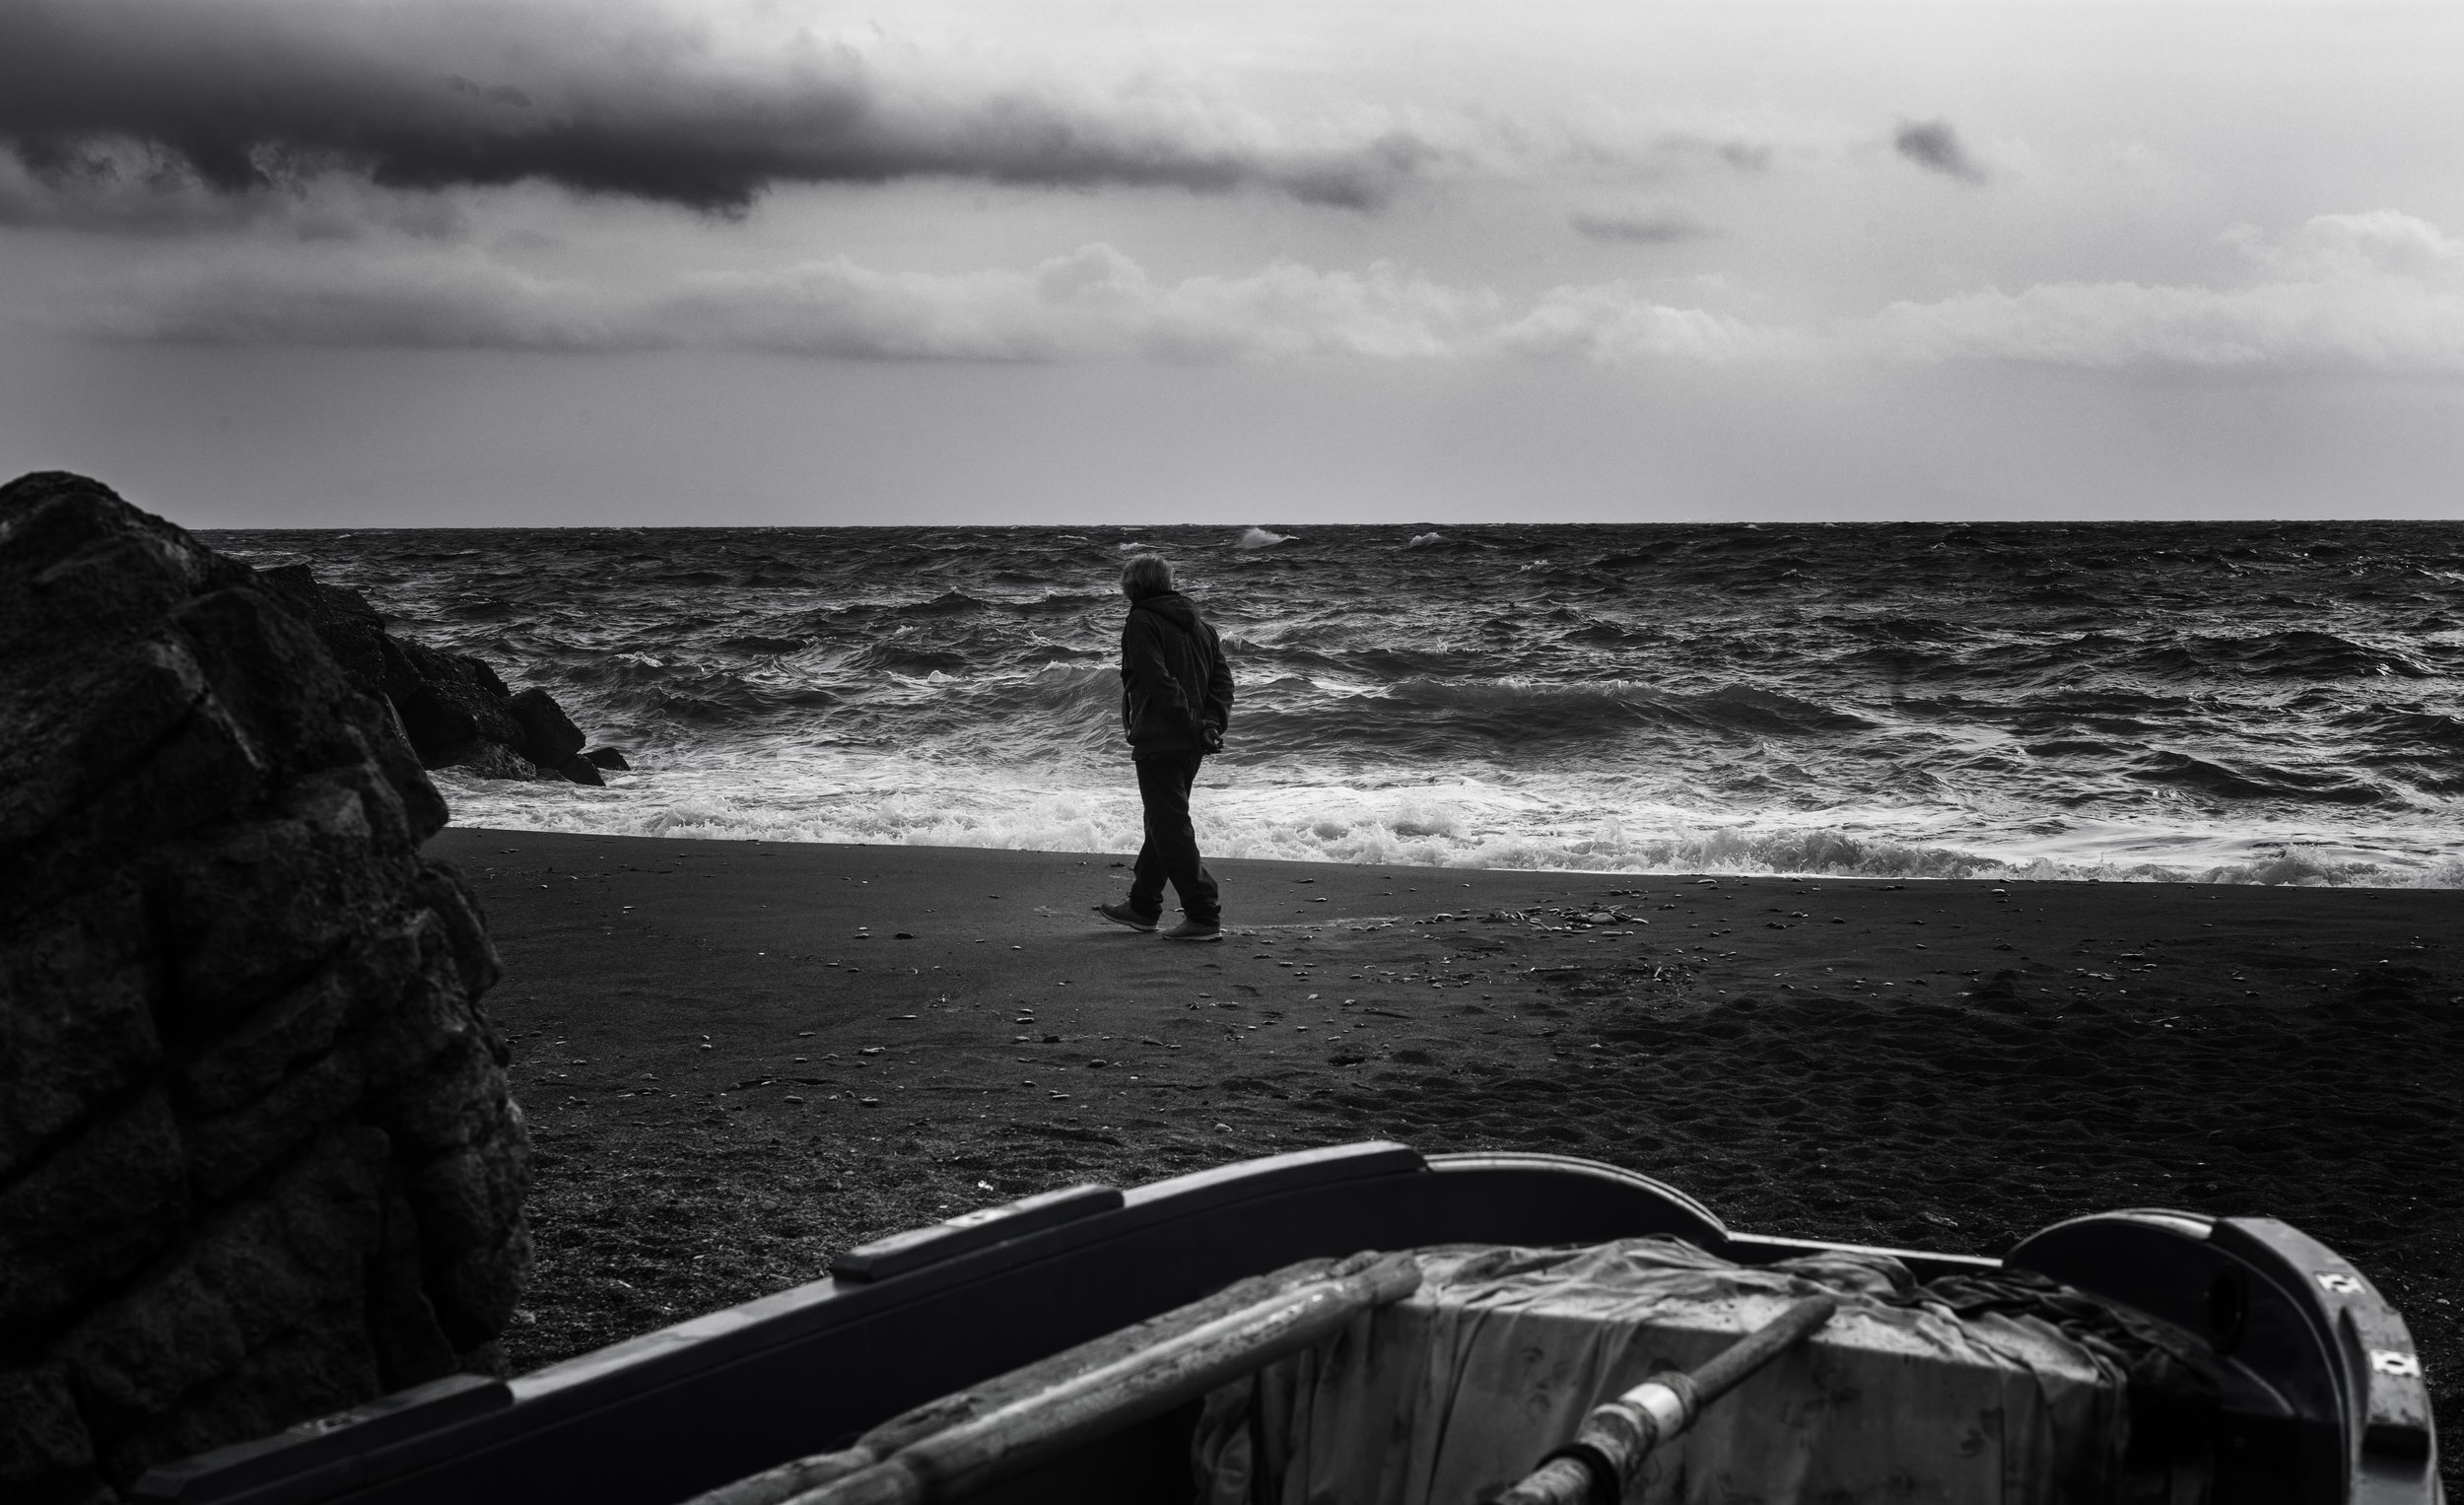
[203,520,2464,888]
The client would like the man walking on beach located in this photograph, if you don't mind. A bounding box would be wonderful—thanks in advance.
[1097,552,1233,942]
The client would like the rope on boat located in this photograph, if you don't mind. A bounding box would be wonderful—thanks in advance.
[1491,1293,1840,1505]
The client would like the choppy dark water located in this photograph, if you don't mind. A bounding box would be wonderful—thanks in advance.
[208,519,2464,885]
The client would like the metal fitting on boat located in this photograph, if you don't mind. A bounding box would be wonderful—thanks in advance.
[1622,1374,1698,1441]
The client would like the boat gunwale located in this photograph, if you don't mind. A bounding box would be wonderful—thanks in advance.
[133,1142,2437,1505]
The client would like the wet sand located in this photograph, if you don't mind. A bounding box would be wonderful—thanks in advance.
[432,828,2462,1448]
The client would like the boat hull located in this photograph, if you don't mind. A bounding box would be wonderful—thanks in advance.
[135,1142,2439,1505]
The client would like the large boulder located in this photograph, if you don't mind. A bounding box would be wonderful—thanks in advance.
[249,565,408,695]
[391,643,528,770]
[504,687,584,770]
[0,473,532,1503]
[248,559,597,784]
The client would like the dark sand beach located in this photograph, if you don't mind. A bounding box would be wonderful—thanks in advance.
[437,828,2462,1446]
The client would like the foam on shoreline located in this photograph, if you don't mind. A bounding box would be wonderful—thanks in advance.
[434,773,2464,888]
[444,783,2464,886]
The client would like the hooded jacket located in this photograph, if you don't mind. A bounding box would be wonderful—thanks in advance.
[1120,588,1233,759]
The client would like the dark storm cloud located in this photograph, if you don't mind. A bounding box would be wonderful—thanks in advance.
[1892,118,1986,183]
[0,0,1431,217]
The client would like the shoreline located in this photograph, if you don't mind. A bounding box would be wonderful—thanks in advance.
[433,826,2462,1455]
[437,818,2463,892]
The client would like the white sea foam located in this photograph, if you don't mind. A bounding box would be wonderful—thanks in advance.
[1236,527,1294,550]
[434,757,2464,887]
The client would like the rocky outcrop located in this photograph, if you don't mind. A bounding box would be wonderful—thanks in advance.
[247,563,605,786]
[0,473,531,1502]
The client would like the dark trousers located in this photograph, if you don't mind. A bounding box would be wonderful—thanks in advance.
[1129,751,1219,924]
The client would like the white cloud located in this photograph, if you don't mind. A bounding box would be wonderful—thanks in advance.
[2226,209,2464,283]
[54,212,2464,376]
[671,247,1497,361]
[1858,212,2464,374]
[65,240,1783,365]
[1497,283,1798,363]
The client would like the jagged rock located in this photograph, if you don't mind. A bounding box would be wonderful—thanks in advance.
[505,687,583,769]
[0,1091,192,1340]
[555,755,605,787]
[582,746,631,772]
[0,881,161,1185]
[0,1366,92,1485]
[249,565,414,702]
[0,472,531,1504]
[449,741,560,783]
[393,643,524,769]
[251,549,590,776]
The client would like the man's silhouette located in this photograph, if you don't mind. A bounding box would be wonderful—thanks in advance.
[1096,552,1233,942]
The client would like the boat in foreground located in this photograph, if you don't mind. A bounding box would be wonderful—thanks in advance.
[136,1142,2439,1504]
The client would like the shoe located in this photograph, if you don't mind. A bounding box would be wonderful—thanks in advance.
[1160,920,1223,943]
[1094,902,1159,932]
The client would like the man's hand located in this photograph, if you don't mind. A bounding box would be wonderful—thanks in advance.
[1201,723,1224,754]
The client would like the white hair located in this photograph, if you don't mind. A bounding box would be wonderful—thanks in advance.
[1120,552,1175,595]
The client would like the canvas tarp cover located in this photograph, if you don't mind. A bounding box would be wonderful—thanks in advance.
[1194,1237,2210,1505]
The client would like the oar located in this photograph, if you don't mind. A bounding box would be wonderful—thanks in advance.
[717,1251,1420,1505]
[1492,1293,1840,1505]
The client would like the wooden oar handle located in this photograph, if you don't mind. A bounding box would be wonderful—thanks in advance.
[785,1252,1421,1505]
[1687,1292,1839,1407]
[1492,1294,1839,1505]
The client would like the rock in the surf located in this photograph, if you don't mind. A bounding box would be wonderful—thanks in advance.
[457,740,565,783]
[395,642,528,769]
[244,531,600,784]
[0,471,531,1502]
[505,687,584,770]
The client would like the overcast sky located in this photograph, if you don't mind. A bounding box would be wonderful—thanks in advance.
[2,0,2459,526]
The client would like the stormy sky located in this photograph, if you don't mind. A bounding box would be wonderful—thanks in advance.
[1,0,2458,525]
